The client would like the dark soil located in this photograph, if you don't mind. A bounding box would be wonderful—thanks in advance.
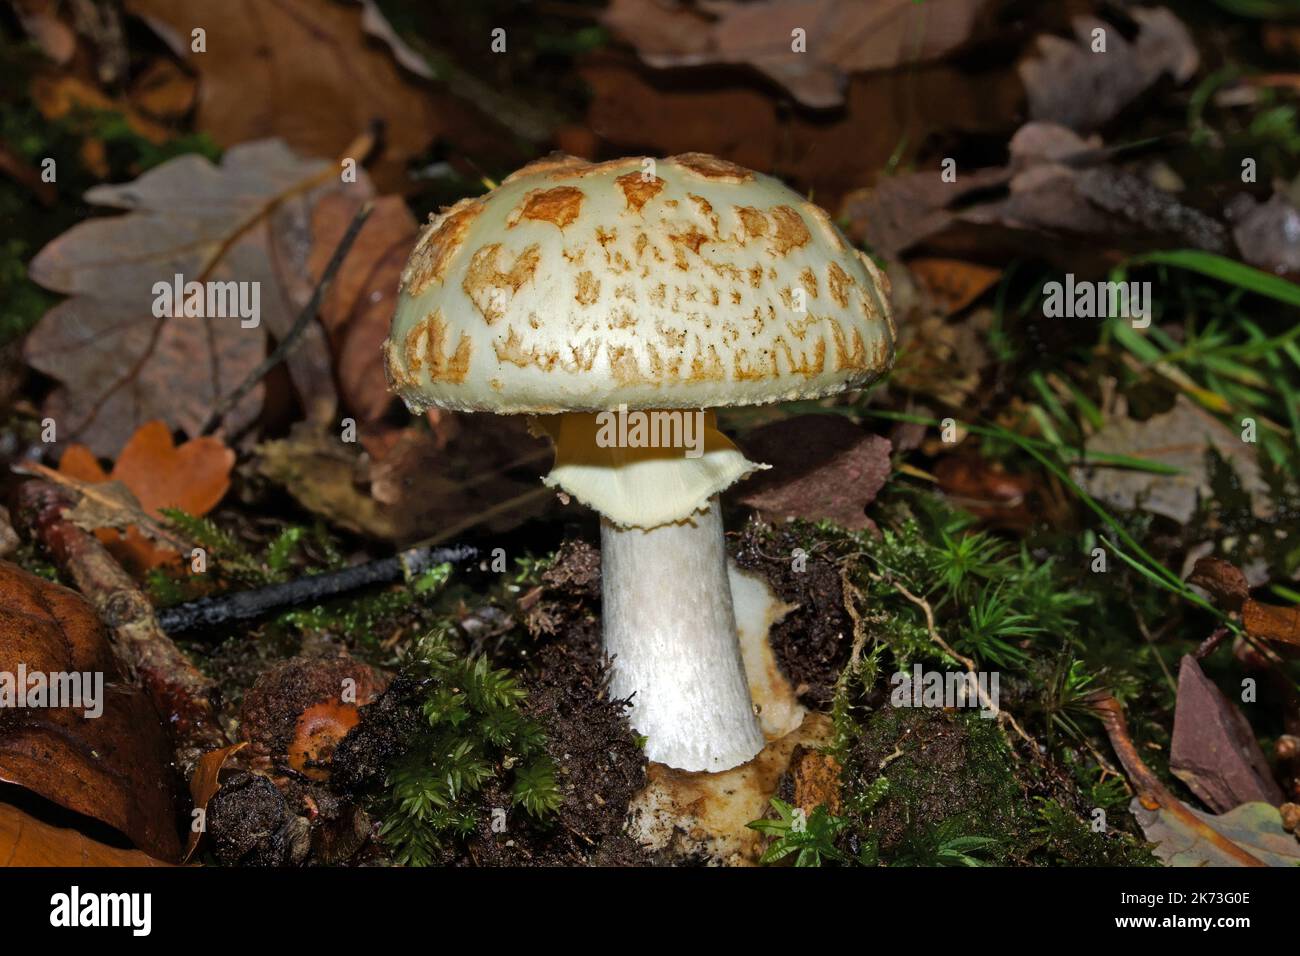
[732,517,855,705]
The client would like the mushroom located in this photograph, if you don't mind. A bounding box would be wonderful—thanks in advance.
[385,153,894,771]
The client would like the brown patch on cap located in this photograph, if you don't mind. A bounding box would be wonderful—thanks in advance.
[462,242,542,324]
[575,270,601,306]
[608,344,651,385]
[826,261,854,308]
[830,322,871,372]
[671,152,755,183]
[405,310,472,384]
[494,327,599,374]
[686,345,724,382]
[616,172,665,213]
[670,226,711,257]
[511,186,585,229]
[400,198,483,296]
[735,206,769,242]
[799,267,819,299]
[769,205,811,256]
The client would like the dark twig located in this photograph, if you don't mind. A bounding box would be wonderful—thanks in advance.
[157,542,479,635]
[199,201,374,436]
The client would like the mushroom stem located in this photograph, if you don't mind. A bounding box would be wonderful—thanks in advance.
[600,496,765,772]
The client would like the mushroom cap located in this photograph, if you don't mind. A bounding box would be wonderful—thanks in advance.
[385,153,895,414]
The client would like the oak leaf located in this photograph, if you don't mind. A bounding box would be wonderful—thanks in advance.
[26,139,348,456]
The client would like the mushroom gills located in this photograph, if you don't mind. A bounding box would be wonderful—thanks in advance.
[601,496,765,772]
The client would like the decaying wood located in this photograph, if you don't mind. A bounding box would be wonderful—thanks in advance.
[15,479,230,775]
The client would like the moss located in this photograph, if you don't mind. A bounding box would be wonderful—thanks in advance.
[835,707,1156,866]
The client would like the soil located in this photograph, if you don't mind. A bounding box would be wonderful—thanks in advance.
[731,517,855,706]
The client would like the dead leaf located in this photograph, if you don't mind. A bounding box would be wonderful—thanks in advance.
[0,561,181,861]
[30,72,171,176]
[1072,395,1269,525]
[906,258,1001,316]
[580,52,1022,211]
[738,415,891,530]
[125,0,442,189]
[309,193,418,424]
[1187,556,1251,613]
[183,742,247,862]
[1019,7,1199,133]
[128,58,197,121]
[57,420,234,572]
[935,452,1037,531]
[256,418,549,544]
[1243,600,1300,649]
[1131,798,1300,867]
[1170,655,1283,813]
[603,0,994,108]
[0,803,172,867]
[890,309,993,407]
[1089,690,1268,866]
[25,139,347,456]
[843,122,1227,265]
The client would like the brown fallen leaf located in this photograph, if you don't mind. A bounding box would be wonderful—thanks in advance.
[309,193,419,425]
[57,420,234,572]
[256,418,550,544]
[843,121,1227,265]
[890,308,994,408]
[1243,600,1300,649]
[0,803,172,867]
[25,139,348,456]
[906,258,1001,316]
[738,415,892,531]
[603,0,994,108]
[1170,655,1284,813]
[125,0,442,190]
[934,452,1037,531]
[0,561,181,862]
[128,58,197,121]
[1019,7,1199,133]
[183,742,247,863]
[1088,690,1267,866]
[580,51,1022,210]
[1187,556,1251,613]
[30,72,171,177]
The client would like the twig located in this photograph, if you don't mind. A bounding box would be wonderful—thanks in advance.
[14,480,230,776]
[199,201,374,436]
[1085,690,1266,866]
[157,542,478,635]
[884,575,1037,750]
[1194,625,1230,661]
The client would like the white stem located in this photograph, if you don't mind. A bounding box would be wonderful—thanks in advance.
[600,496,765,772]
